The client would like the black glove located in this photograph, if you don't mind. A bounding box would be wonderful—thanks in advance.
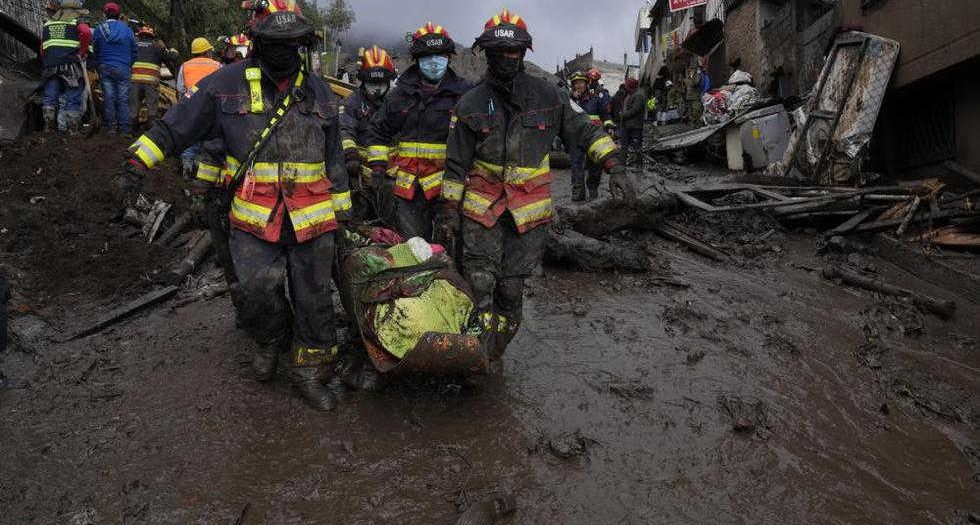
[117,158,147,204]
[345,158,362,180]
[607,163,637,204]
[434,201,461,248]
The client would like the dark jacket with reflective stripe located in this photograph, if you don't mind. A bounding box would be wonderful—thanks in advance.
[132,37,176,84]
[365,66,471,200]
[339,88,383,157]
[42,20,85,67]
[132,60,349,242]
[445,72,617,233]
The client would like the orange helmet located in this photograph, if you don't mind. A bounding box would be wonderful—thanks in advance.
[359,45,397,81]
[410,22,455,58]
[474,9,533,51]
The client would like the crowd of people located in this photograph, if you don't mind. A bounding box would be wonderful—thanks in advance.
[42,0,638,411]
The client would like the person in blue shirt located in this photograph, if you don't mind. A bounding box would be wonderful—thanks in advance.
[92,2,136,134]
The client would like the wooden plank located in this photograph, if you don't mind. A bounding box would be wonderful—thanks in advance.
[827,207,880,235]
[653,223,728,262]
[66,286,180,341]
[874,234,980,305]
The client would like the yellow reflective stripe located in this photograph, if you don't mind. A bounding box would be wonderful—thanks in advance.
[418,171,444,192]
[366,145,391,163]
[462,191,493,215]
[511,198,554,225]
[231,196,272,227]
[394,170,415,190]
[133,61,161,70]
[196,163,222,183]
[290,200,336,231]
[130,135,165,168]
[441,179,464,201]
[332,191,352,212]
[243,162,326,183]
[226,156,241,173]
[587,135,617,163]
[396,142,447,160]
[42,39,81,49]
[131,73,160,83]
[245,67,263,113]
[473,156,550,186]
[341,138,358,151]
[603,120,615,127]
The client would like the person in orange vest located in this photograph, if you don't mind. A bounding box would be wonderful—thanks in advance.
[175,37,222,178]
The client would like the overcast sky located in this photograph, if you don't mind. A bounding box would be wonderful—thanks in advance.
[335,0,647,71]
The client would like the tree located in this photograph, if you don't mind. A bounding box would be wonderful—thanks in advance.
[323,0,355,40]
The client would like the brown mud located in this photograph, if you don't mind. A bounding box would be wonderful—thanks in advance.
[0,140,978,523]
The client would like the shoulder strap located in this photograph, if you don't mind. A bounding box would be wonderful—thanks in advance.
[226,70,307,195]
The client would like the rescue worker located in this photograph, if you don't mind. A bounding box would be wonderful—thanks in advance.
[568,70,611,201]
[340,45,397,224]
[443,10,636,360]
[220,33,253,65]
[619,78,648,166]
[119,2,352,411]
[365,22,471,242]
[129,25,178,130]
[92,2,137,134]
[40,0,92,133]
[175,37,222,178]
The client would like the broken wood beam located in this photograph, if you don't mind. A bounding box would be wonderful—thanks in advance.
[545,230,649,272]
[66,285,180,341]
[895,196,922,237]
[154,211,193,246]
[652,222,728,261]
[851,209,978,234]
[171,232,213,281]
[822,265,956,319]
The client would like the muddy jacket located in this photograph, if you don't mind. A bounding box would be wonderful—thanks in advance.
[365,65,471,201]
[339,88,384,160]
[130,60,350,243]
[620,86,648,130]
[132,37,176,85]
[444,73,618,234]
[572,90,612,128]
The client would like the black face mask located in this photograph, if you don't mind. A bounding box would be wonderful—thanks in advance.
[486,51,523,82]
[257,41,302,79]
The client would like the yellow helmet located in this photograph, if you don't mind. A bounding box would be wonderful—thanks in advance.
[190,37,214,55]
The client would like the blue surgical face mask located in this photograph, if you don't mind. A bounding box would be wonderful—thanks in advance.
[418,55,449,82]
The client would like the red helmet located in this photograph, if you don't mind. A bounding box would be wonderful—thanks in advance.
[103,2,120,15]
[228,33,252,47]
[359,45,397,81]
[587,68,602,82]
[410,22,455,58]
[625,78,639,90]
[474,9,533,51]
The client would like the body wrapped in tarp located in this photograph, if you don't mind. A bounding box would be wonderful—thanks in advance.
[339,228,488,375]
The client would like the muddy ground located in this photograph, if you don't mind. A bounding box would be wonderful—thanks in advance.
[1,137,978,524]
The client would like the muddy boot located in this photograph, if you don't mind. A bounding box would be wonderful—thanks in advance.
[290,366,337,411]
[336,352,383,392]
[65,112,81,135]
[42,107,57,133]
[586,185,599,201]
[252,343,280,382]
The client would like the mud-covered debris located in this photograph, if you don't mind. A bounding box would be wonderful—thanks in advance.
[718,394,770,436]
[455,492,516,525]
[572,304,588,317]
[68,508,97,525]
[685,349,706,365]
[862,302,924,338]
[607,381,655,400]
[8,314,51,353]
[764,332,800,356]
[544,431,598,459]
[856,341,887,369]
[817,235,871,255]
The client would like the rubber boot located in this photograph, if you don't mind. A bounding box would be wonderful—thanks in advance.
[290,366,337,411]
[42,107,56,133]
[587,185,599,201]
[65,113,81,135]
[252,343,280,382]
[336,351,382,392]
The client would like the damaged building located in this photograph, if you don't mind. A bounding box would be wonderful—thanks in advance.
[635,0,980,184]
